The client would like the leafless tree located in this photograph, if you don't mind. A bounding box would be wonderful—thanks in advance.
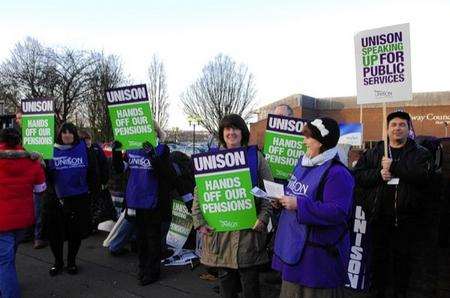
[147,54,169,130]
[0,37,57,111]
[181,54,256,135]
[84,52,126,141]
[0,37,97,125]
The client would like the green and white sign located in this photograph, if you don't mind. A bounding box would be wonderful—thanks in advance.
[105,84,157,150]
[263,114,307,180]
[193,148,257,232]
[166,199,193,250]
[21,98,55,159]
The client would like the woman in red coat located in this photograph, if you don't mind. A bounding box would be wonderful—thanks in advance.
[0,128,46,298]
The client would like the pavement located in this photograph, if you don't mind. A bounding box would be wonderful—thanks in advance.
[15,232,280,298]
[15,232,450,297]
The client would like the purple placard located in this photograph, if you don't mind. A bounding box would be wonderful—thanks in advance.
[193,147,249,175]
[21,98,54,115]
[266,114,307,135]
[105,84,148,106]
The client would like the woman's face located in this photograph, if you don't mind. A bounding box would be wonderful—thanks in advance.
[304,135,322,158]
[61,131,74,145]
[223,126,242,149]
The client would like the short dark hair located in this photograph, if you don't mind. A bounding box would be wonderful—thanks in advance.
[56,122,80,145]
[218,114,250,147]
[274,104,294,117]
[387,111,411,128]
[0,128,21,148]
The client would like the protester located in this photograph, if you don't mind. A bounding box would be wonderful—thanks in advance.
[273,104,294,118]
[12,110,47,248]
[43,123,97,276]
[272,117,354,298]
[112,123,178,286]
[192,114,273,298]
[0,128,46,298]
[353,111,432,297]
[79,129,111,232]
[265,103,296,285]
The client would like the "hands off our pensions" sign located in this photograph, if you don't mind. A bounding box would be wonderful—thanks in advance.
[263,114,307,180]
[193,148,257,232]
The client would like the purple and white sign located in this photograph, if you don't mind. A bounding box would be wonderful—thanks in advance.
[355,23,412,104]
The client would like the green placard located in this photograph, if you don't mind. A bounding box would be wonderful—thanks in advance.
[105,84,157,150]
[166,199,193,249]
[193,148,257,232]
[263,114,307,180]
[21,99,55,159]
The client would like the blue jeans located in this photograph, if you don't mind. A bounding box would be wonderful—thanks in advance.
[108,218,135,253]
[33,193,42,240]
[0,230,24,298]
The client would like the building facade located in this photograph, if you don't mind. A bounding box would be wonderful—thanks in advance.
[250,91,450,148]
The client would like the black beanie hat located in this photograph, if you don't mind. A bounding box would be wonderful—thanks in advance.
[387,111,411,127]
[305,117,340,151]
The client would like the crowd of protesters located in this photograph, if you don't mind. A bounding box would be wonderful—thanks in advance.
[1,105,449,298]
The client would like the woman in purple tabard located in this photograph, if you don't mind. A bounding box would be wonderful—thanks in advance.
[272,117,354,298]
[43,123,98,276]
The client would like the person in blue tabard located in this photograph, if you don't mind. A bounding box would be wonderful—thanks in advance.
[112,124,179,286]
[42,123,99,276]
[272,117,355,298]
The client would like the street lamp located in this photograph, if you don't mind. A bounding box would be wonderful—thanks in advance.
[188,117,200,155]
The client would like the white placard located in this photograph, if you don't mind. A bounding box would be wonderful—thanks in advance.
[355,23,412,104]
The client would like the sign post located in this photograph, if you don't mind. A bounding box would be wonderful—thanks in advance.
[355,23,412,156]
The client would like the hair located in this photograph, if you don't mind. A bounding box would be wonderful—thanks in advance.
[274,104,294,117]
[387,111,411,128]
[79,129,92,140]
[56,122,80,145]
[218,114,250,147]
[0,128,21,148]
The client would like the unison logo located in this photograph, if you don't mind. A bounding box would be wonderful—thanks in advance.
[54,157,85,168]
[374,90,393,98]
[128,154,152,169]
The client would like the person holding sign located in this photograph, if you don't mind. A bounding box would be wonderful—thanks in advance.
[0,128,46,298]
[111,123,178,286]
[43,123,98,276]
[192,114,273,298]
[353,111,432,298]
[272,117,354,298]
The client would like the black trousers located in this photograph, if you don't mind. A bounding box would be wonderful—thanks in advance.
[135,210,162,279]
[218,267,260,298]
[47,195,91,266]
[371,218,418,296]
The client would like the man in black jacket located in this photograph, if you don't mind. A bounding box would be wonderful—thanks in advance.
[353,111,432,298]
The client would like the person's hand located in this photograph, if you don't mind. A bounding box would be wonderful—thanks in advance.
[252,219,267,232]
[278,195,298,211]
[381,157,392,171]
[271,198,282,209]
[198,225,214,235]
[112,141,122,151]
[142,141,156,158]
[381,168,392,181]
[30,152,42,161]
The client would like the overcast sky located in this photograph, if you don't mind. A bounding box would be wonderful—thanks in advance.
[1,0,449,129]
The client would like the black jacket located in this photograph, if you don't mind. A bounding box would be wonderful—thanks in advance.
[353,138,432,224]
